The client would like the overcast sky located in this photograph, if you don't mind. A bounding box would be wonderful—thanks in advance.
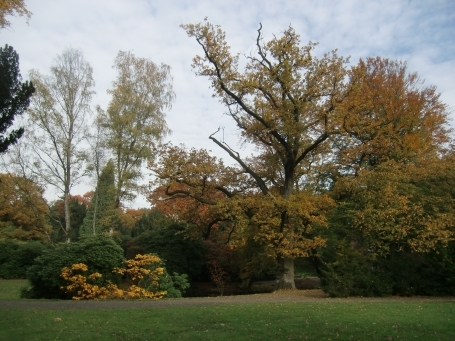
[1,0,454,208]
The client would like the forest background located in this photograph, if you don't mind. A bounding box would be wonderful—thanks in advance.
[1,0,455,298]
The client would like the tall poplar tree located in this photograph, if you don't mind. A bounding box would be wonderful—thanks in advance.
[104,50,175,207]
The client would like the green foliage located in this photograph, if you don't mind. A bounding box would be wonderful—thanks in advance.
[147,270,190,298]
[318,153,455,297]
[80,161,119,236]
[0,44,35,153]
[384,243,455,296]
[320,250,393,297]
[49,197,88,243]
[0,240,49,279]
[25,236,125,299]
[130,210,172,237]
[127,214,206,280]
[421,242,455,295]
[319,236,455,297]
[162,272,190,298]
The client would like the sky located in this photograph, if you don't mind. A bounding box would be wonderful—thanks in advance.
[1,0,454,208]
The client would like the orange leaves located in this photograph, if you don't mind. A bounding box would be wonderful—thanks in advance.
[0,173,51,241]
[60,254,166,300]
[120,208,149,231]
[60,263,108,300]
[149,143,244,240]
[340,57,451,170]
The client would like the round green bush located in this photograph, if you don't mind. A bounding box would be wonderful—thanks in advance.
[25,236,125,299]
[0,240,49,279]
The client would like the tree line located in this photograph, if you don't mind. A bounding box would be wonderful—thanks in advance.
[1,45,175,243]
[1,19,454,297]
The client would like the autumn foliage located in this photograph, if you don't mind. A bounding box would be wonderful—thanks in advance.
[148,20,455,291]
[60,254,166,300]
[2,21,454,297]
[0,173,51,241]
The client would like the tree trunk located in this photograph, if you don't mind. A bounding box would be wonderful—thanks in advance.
[92,191,98,235]
[275,164,296,290]
[276,257,295,289]
[64,193,71,243]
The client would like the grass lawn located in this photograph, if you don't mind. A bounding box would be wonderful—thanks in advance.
[0,280,454,340]
[0,279,29,300]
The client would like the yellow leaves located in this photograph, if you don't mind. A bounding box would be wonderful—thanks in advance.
[0,0,32,29]
[71,263,88,272]
[335,159,455,256]
[60,254,166,300]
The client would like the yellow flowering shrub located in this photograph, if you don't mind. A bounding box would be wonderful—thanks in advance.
[60,254,167,300]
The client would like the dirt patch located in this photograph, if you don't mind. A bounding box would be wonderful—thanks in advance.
[1,289,454,310]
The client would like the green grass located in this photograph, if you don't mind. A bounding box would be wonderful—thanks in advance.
[0,301,454,340]
[0,279,29,300]
[0,280,454,340]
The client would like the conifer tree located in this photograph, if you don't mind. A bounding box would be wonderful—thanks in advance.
[80,161,118,235]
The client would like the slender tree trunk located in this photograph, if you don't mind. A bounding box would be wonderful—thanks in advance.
[92,191,98,235]
[64,141,72,242]
[64,191,71,243]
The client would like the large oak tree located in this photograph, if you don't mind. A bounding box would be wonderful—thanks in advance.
[158,20,350,289]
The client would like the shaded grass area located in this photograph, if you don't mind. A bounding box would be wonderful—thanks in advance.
[1,301,454,340]
[0,279,28,300]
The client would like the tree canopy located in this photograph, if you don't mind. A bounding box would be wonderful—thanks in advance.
[0,44,34,153]
[28,47,95,242]
[148,20,455,289]
[104,50,175,207]
[0,0,31,29]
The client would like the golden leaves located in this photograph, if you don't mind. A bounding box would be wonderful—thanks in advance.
[60,254,167,300]
[339,57,451,170]
[334,160,455,255]
[0,0,32,29]
[0,173,51,241]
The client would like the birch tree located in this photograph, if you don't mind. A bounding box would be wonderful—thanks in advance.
[28,47,94,242]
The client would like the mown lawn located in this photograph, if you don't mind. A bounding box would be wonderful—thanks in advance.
[0,280,454,340]
[0,279,29,300]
